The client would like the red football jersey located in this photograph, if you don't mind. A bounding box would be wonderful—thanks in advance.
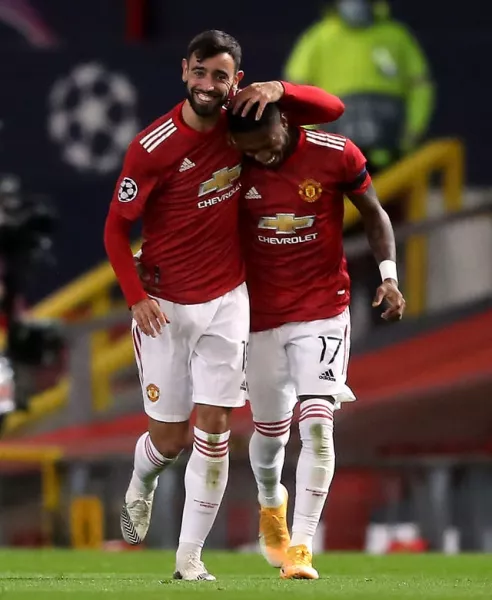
[240,129,371,332]
[108,102,243,305]
[105,84,346,307]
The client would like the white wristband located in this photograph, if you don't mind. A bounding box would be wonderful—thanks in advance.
[379,260,398,283]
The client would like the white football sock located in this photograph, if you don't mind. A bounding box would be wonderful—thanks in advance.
[249,417,292,507]
[177,427,230,560]
[291,399,335,553]
[127,432,176,498]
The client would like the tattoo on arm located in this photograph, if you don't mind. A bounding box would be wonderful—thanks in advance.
[347,183,396,264]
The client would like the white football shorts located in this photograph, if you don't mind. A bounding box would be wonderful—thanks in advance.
[247,307,355,423]
[132,283,249,422]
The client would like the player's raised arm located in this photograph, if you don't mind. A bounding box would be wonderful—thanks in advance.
[230,81,344,125]
[104,141,168,336]
[277,82,345,126]
[342,140,405,321]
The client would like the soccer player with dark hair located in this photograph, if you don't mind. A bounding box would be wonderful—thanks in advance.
[104,29,345,580]
[227,102,405,579]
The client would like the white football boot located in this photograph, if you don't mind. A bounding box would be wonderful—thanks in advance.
[120,488,155,545]
[173,554,216,581]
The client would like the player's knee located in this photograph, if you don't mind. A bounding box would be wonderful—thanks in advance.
[302,423,334,462]
[308,422,334,458]
[148,419,188,458]
[195,404,232,434]
[151,435,187,459]
[298,398,334,459]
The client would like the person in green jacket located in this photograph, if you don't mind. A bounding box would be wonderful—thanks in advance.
[284,0,435,172]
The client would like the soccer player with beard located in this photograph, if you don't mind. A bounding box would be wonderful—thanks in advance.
[227,102,405,579]
[104,30,345,580]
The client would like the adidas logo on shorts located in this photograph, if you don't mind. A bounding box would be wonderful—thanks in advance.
[319,368,336,382]
[245,186,262,199]
[179,157,195,172]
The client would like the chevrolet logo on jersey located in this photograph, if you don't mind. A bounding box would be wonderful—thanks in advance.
[258,213,315,234]
[198,164,242,197]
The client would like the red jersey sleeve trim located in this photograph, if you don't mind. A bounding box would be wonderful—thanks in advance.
[279,81,345,125]
[104,208,148,308]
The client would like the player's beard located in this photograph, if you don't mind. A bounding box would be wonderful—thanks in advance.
[186,86,227,118]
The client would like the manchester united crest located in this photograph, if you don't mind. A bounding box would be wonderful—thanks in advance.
[299,179,323,203]
[146,383,160,402]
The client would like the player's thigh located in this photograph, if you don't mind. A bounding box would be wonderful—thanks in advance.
[247,329,296,424]
[286,308,353,400]
[191,283,250,408]
[131,315,193,423]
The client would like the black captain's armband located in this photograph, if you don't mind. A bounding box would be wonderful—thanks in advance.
[338,168,369,192]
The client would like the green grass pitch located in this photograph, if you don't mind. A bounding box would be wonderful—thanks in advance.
[0,550,491,599]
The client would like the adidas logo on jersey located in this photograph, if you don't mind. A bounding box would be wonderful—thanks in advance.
[245,186,262,199]
[179,158,195,172]
[319,368,336,382]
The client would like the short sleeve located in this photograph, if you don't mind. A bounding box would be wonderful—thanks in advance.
[340,139,371,194]
[110,140,160,221]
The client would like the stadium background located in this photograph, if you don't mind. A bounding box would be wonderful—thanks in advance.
[0,0,491,563]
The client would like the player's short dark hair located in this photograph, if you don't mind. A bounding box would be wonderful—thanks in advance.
[227,102,282,134]
[187,30,242,71]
